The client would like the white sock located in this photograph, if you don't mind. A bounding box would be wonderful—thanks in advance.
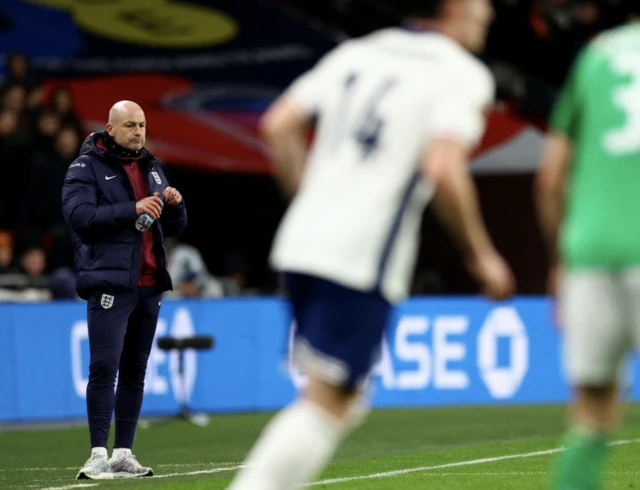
[346,396,370,431]
[112,448,132,460]
[91,447,108,459]
[227,401,344,490]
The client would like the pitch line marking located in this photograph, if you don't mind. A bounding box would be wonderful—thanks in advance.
[307,438,640,486]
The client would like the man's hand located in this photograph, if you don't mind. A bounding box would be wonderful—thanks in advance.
[161,187,182,207]
[136,196,164,219]
[466,249,516,301]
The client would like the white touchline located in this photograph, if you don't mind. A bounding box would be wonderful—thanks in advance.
[306,438,640,486]
[150,465,248,479]
[157,462,242,468]
[38,485,98,490]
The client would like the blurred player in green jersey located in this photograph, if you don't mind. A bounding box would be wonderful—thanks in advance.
[536,13,640,490]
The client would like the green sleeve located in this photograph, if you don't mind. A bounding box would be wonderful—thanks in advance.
[550,52,587,139]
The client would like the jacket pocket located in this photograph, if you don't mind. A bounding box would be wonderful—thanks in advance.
[90,243,132,271]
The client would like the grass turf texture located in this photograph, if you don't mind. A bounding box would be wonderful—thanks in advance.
[3,404,640,489]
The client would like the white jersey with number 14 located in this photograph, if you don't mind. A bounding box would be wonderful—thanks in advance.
[270,28,494,302]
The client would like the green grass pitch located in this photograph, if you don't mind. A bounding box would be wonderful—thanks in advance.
[3,404,640,489]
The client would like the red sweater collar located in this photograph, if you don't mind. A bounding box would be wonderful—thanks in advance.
[96,139,143,163]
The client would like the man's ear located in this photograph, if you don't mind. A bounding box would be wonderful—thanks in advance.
[106,122,113,136]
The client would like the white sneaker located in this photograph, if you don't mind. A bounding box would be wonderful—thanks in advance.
[77,454,110,480]
[109,453,153,478]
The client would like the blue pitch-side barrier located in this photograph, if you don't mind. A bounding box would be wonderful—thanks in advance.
[1,297,638,423]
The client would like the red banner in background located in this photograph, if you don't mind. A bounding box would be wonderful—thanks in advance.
[46,74,273,174]
[58,73,543,175]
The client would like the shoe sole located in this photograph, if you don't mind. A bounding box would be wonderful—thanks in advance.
[77,470,153,480]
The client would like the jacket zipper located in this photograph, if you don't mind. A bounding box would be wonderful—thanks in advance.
[119,160,137,289]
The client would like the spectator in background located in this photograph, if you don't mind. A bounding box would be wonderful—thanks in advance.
[23,126,79,232]
[221,253,250,296]
[49,86,82,134]
[1,83,26,113]
[0,107,16,137]
[22,126,78,270]
[3,53,32,88]
[24,82,46,120]
[0,236,51,302]
[30,108,61,157]
[0,108,29,229]
[20,244,48,282]
[166,239,224,298]
[177,269,223,298]
[0,231,19,274]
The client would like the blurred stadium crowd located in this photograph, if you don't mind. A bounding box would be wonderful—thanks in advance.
[0,53,80,301]
[489,0,638,88]
[487,0,640,121]
[0,0,635,301]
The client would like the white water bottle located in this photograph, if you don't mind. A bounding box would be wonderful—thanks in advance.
[135,194,164,232]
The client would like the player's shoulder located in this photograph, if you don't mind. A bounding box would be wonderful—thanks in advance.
[588,23,640,56]
[432,37,494,101]
[361,29,491,78]
[65,154,97,180]
[439,37,492,83]
[65,134,104,177]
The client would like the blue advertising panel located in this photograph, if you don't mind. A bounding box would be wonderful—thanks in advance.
[0,297,620,423]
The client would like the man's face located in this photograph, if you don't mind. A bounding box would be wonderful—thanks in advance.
[53,89,72,113]
[0,244,12,267]
[21,248,46,277]
[0,111,17,137]
[8,55,27,79]
[39,112,60,137]
[457,0,493,52]
[107,109,146,151]
[3,86,25,113]
[56,129,79,159]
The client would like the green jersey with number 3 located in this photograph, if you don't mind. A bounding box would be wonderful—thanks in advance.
[551,23,640,269]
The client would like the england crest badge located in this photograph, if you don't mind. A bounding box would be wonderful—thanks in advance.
[101,294,114,309]
[151,171,162,185]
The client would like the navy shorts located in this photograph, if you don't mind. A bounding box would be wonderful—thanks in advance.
[284,272,392,390]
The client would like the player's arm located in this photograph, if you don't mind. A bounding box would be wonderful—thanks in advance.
[260,46,341,198]
[534,51,581,291]
[259,95,311,198]
[423,140,493,258]
[535,133,571,265]
[421,66,514,300]
[422,139,514,300]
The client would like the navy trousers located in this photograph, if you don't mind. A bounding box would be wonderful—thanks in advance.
[86,287,161,449]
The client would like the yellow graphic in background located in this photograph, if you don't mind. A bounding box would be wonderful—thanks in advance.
[27,0,238,48]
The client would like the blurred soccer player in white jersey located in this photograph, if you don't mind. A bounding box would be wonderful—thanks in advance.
[227,1,515,489]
